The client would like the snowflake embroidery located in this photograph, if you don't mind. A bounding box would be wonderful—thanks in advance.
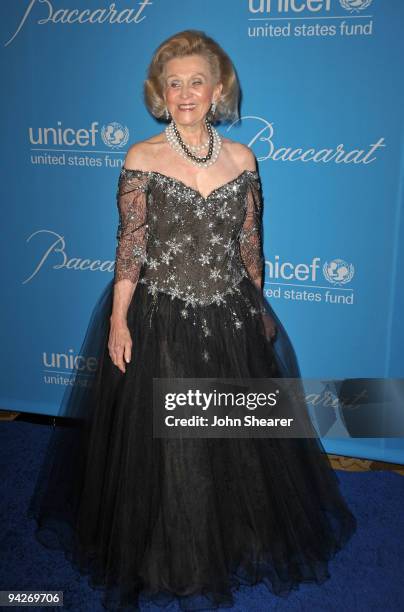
[223,238,234,253]
[147,280,159,296]
[209,267,221,281]
[217,201,230,219]
[115,167,262,310]
[209,233,222,246]
[148,257,159,270]
[166,238,183,255]
[161,251,174,265]
[212,291,226,306]
[184,293,198,308]
[199,253,212,266]
[167,284,182,300]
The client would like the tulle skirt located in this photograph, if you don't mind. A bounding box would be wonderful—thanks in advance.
[27,277,356,611]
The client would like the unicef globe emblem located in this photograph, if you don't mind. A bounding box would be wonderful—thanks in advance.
[101,122,129,149]
[323,259,354,285]
[339,0,372,12]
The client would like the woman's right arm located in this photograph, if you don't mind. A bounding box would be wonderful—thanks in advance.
[109,147,149,372]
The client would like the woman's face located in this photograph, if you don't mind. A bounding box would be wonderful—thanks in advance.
[163,54,222,128]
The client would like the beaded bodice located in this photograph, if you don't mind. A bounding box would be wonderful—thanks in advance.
[114,167,265,309]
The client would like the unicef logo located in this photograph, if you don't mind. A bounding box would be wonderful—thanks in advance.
[339,0,372,12]
[101,122,129,149]
[323,259,354,286]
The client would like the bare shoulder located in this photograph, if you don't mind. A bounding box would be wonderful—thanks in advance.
[222,137,257,173]
[123,132,166,170]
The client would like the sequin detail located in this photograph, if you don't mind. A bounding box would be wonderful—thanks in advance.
[114,167,266,337]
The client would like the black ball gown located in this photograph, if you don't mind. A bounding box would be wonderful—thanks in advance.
[28,166,356,611]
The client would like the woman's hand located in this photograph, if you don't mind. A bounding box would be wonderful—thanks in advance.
[262,312,277,342]
[251,282,277,342]
[108,318,133,373]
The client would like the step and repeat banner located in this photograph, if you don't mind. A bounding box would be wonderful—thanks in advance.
[1,0,403,463]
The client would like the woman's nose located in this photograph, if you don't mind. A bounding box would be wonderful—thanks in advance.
[179,85,191,98]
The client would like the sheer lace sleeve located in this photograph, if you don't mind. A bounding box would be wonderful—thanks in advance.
[113,168,149,286]
[239,173,277,341]
[239,172,264,290]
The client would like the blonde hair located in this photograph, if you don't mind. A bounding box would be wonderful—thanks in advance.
[143,29,240,124]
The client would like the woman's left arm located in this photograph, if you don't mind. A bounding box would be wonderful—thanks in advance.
[238,167,277,341]
[239,175,264,292]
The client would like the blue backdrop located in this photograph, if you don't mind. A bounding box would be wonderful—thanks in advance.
[1,0,403,463]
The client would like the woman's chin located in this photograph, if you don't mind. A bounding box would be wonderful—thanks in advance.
[172,112,206,125]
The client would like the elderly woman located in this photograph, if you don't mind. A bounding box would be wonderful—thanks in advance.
[28,30,356,612]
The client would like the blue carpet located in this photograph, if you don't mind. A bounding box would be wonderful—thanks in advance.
[1,420,403,611]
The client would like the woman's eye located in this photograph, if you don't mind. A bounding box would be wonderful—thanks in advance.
[168,80,202,88]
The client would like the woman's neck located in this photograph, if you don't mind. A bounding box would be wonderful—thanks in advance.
[174,121,210,148]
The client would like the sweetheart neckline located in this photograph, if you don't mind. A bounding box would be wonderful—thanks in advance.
[121,166,259,201]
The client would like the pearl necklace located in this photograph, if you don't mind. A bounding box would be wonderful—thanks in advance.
[188,139,209,152]
[165,118,222,168]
